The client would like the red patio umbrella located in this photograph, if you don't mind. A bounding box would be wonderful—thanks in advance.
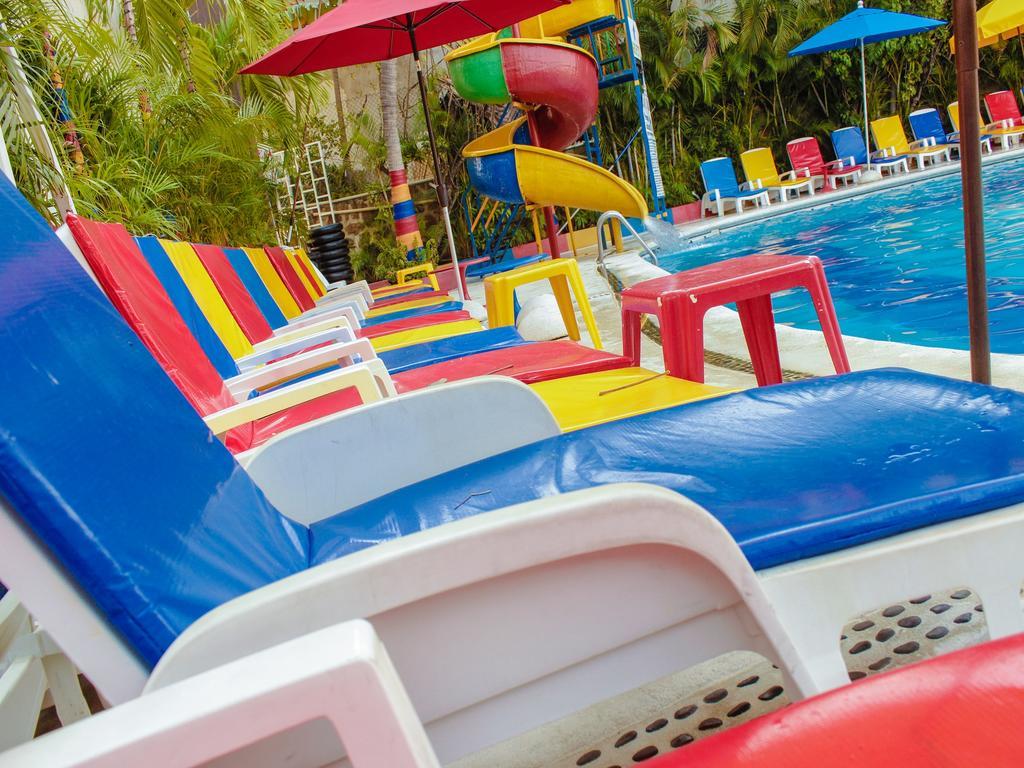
[243,0,569,300]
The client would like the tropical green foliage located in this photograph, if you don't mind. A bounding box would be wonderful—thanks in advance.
[6,0,1024,250]
[608,0,1024,204]
[1,0,326,241]
[349,201,436,283]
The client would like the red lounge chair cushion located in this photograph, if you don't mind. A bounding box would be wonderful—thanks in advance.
[293,254,325,297]
[68,217,367,454]
[985,90,1024,126]
[66,216,241,423]
[646,634,1024,767]
[223,386,365,453]
[192,243,274,344]
[391,340,631,392]
[266,245,315,311]
[358,310,472,339]
[787,137,860,178]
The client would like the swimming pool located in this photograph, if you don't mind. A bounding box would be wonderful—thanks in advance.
[659,157,1024,354]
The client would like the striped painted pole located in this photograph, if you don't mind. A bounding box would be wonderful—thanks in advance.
[389,168,423,259]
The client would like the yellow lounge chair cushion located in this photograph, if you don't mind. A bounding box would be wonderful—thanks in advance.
[245,246,302,319]
[372,282,431,299]
[529,367,730,432]
[870,115,913,155]
[366,296,451,318]
[160,239,254,359]
[740,147,789,188]
[286,249,321,300]
[368,320,483,353]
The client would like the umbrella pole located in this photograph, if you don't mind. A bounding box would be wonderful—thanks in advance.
[860,38,871,172]
[406,16,466,301]
[953,0,991,383]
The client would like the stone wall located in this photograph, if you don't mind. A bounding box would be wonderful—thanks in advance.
[310,178,440,245]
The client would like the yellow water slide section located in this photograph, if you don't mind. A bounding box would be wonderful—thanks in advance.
[159,239,255,359]
[518,0,620,38]
[463,119,647,216]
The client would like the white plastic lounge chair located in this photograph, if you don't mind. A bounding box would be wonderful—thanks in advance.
[870,115,951,170]
[740,148,816,202]
[699,157,772,217]
[831,126,910,176]
[4,172,1024,766]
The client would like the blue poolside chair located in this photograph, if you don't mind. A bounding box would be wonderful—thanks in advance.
[699,157,772,218]
[908,108,992,156]
[831,126,910,176]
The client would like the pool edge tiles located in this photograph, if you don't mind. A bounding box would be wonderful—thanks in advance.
[600,251,1024,392]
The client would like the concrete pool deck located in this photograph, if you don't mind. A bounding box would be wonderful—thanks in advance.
[464,243,760,391]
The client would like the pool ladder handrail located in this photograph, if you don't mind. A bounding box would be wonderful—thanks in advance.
[595,210,659,270]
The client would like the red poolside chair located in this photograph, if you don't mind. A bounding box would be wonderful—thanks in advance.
[786,137,862,191]
[984,90,1024,128]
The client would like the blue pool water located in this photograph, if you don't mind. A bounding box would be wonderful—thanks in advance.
[659,157,1024,353]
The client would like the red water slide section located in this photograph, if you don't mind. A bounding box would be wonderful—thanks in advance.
[502,42,600,152]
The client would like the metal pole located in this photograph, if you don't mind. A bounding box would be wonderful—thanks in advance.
[513,20,562,258]
[0,118,12,183]
[860,37,871,172]
[407,15,466,300]
[953,0,991,383]
[523,111,563,258]
[1,18,76,216]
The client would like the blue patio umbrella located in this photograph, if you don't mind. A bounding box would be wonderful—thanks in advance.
[789,1,945,170]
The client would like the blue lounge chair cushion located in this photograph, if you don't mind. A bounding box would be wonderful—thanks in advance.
[223,247,289,330]
[1,177,307,667]
[378,326,531,373]
[908,109,954,147]
[311,369,1024,572]
[467,252,549,279]
[135,236,240,380]
[6,173,1024,671]
[700,157,745,199]
[362,301,464,327]
[831,126,908,167]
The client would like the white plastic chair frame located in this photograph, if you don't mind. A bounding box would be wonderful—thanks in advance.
[866,148,911,176]
[3,382,1024,765]
[750,172,816,203]
[699,187,772,218]
[0,594,91,751]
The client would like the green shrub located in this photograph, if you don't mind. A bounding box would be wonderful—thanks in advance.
[350,203,437,283]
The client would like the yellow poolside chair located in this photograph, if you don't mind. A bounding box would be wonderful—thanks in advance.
[948,101,1024,150]
[739,147,816,202]
[869,115,951,170]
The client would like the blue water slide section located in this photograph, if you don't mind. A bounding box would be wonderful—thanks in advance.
[466,149,525,205]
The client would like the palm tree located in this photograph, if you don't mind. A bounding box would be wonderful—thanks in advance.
[119,0,152,115]
[379,57,422,255]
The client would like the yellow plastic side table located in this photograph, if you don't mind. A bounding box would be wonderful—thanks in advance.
[484,258,603,349]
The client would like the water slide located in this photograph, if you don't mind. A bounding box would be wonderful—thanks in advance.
[445,0,648,225]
